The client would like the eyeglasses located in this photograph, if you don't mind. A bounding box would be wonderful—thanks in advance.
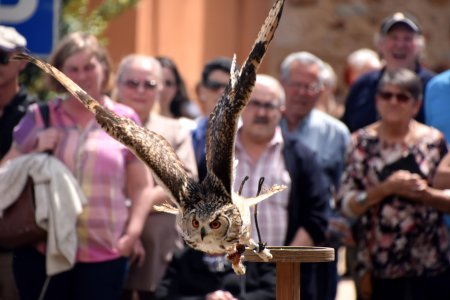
[203,80,228,91]
[0,51,10,65]
[377,91,412,103]
[285,81,321,94]
[122,79,158,90]
[248,99,280,111]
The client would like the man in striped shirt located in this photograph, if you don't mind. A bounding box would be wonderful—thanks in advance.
[234,74,329,300]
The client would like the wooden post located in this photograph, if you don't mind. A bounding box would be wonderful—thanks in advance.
[244,246,334,300]
[276,262,300,299]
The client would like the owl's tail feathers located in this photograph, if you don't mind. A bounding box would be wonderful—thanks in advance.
[153,203,179,214]
[245,184,287,207]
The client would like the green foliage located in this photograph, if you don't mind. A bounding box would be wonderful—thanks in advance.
[62,0,140,41]
[23,0,139,100]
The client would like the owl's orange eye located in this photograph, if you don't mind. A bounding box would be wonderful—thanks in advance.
[192,218,200,228]
[209,220,221,229]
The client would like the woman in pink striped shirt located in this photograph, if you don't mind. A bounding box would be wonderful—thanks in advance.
[9,32,154,300]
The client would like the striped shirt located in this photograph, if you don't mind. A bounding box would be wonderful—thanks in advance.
[13,97,140,262]
[234,127,291,246]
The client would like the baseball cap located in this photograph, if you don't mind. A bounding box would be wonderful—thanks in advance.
[0,25,27,52]
[380,12,421,35]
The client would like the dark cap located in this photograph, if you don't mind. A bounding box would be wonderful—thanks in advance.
[0,25,26,52]
[380,12,421,35]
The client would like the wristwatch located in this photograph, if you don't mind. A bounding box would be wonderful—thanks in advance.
[355,191,368,206]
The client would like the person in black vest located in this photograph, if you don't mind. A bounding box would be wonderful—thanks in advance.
[0,25,37,300]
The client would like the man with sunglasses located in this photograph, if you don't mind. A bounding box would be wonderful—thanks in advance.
[0,25,36,300]
[192,57,233,181]
[0,26,36,160]
[343,12,435,133]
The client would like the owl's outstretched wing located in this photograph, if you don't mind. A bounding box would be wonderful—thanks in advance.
[13,53,195,208]
[206,0,285,194]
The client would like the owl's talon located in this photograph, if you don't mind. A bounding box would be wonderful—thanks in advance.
[254,242,267,253]
[252,244,272,262]
[227,248,246,275]
[232,259,246,275]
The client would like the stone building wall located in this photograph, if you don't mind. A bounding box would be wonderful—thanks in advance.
[268,0,450,94]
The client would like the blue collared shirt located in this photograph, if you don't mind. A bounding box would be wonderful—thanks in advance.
[281,109,350,191]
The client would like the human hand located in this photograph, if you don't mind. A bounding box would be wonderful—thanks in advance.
[36,128,60,153]
[128,239,146,267]
[329,218,355,246]
[206,290,237,300]
[116,233,139,257]
[385,170,427,200]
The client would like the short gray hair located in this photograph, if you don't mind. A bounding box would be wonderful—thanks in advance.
[255,74,285,106]
[116,54,162,83]
[279,51,327,85]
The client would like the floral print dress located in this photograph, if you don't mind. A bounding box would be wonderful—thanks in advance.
[338,127,450,279]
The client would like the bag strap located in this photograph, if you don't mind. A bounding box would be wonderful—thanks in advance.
[37,103,52,155]
[36,103,53,297]
[38,103,50,129]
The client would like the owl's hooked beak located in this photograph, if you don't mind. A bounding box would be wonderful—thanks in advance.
[201,227,206,240]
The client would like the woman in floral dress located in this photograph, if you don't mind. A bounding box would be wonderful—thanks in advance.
[338,68,450,300]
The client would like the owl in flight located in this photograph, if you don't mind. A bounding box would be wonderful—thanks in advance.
[15,0,285,275]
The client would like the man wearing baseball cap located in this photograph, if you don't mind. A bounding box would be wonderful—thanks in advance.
[343,12,435,132]
[0,25,37,300]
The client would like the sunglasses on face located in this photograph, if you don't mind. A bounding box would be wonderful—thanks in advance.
[248,99,280,111]
[122,79,158,90]
[0,51,10,65]
[203,80,228,91]
[377,90,412,103]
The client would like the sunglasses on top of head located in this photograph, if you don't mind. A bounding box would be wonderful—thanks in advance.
[122,79,158,90]
[377,90,413,103]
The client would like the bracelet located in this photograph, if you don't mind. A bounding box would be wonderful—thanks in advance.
[341,191,358,220]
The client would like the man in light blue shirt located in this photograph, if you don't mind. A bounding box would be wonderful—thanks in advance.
[425,69,450,229]
[279,51,351,300]
[425,69,450,142]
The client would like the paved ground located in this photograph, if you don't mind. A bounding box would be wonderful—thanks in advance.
[336,246,357,300]
[336,278,356,300]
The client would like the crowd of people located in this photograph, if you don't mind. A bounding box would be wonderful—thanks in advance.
[1,10,450,300]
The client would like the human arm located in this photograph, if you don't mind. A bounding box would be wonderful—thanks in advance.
[1,102,60,165]
[341,168,433,218]
[116,159,155,256]
[0,146,21,165]
[433,153,450,189]
[289,227,314,247]
[340,133,450,217]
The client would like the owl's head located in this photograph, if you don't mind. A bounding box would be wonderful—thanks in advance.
[180,202,243,254]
